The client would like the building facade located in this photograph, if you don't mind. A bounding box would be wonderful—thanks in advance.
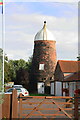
[53,60,80,96]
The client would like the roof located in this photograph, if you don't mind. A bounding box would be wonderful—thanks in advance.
[58,60,80,73]
[64,71,80,82]
[34,21,55,41]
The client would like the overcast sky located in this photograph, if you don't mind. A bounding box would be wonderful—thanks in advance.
[0,0,79,61]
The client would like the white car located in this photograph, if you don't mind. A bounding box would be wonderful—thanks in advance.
[5,87,29,97]
[13,85,23,88]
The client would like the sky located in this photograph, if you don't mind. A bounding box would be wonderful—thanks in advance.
[0,0,79,61]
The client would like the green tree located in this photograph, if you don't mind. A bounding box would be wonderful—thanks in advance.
[16,68,29,89]
[4,55,12,83]
[27,55,33,72]
[8,59,29,82]
[4,54,33,85]
[15,57,33,89]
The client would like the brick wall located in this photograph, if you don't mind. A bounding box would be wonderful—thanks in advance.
[30,40,57,92]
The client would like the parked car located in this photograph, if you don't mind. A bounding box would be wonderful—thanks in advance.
[13,85,23,88]
[5,87,29,97]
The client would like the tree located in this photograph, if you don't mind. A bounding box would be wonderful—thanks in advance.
[4,58,29,83]
[4,55,12,83]
[16,68,29,89]
[27,55,33,72]
[4,53,33,91]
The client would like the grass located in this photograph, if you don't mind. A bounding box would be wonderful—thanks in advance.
[30,93,49,96]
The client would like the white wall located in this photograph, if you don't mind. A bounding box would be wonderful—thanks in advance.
[55,82,62,96]
[51,82,54,95]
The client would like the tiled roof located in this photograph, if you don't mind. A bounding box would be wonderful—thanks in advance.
[64,71,80,81]
[58,60,80,73]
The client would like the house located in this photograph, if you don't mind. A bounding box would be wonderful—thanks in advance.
[63,71,80,96]
[51,60,80,96]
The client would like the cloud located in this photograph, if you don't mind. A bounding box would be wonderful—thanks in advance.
[55,31,78,60]
[54,31,78,43]
[0,15,2,48]
[5,3,78,61]
[6,49,33,60]
[6,13,78,32]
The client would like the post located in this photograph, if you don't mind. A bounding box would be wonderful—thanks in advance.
[0,104,2,119]
[2,94,11,119]
[74,93,79,120]
[11,89,18,119]
[19,93,22,118]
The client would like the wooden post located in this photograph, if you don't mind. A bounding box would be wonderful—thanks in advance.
[0,104,2,119]
[19,93,22,118]
[74,93,79,120]
[11,89,18,119]
[2,94,11,119]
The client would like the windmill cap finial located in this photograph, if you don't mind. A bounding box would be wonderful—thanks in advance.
[44,21,46,24]
[34,21,56,41]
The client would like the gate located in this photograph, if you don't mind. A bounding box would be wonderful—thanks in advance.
[1,89,80,119]
[18,94,74,119]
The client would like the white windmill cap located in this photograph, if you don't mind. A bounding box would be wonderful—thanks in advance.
[34,21,55,41]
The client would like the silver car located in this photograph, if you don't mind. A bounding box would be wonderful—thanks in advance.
[5,87,29,96]
[13,85,23,88]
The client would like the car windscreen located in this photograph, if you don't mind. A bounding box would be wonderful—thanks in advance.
[16,89,22,92]
[7,89,13,92]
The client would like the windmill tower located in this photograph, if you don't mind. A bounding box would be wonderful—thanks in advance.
[30,21,57,93]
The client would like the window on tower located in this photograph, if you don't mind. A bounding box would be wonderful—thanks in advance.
[39,63,44,70]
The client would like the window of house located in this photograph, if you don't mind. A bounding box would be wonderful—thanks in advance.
[39,64,44,70]
[42,78,46,80]
[50,77,52,80]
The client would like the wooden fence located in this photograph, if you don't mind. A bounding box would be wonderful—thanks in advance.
[0,89,80,119]
[0,89,18,119]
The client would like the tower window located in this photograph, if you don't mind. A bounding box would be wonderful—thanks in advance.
[39,64,44,70]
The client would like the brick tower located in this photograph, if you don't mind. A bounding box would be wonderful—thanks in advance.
[30,21,57,92]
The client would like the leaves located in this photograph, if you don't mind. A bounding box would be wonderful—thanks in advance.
[4,54,32,84]
[0,48,32,89]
